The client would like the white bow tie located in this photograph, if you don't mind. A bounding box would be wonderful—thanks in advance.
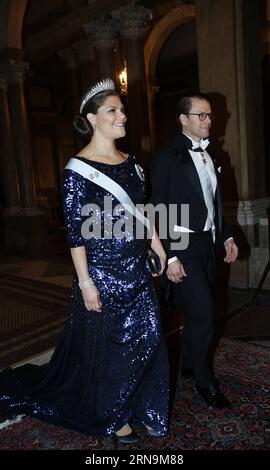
[192,139,210,151]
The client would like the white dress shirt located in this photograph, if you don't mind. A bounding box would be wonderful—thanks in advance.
[168,134,232,264]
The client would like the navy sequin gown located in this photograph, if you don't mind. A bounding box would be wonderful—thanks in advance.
[0,155,169,437]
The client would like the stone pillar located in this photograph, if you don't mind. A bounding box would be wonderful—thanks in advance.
[113,4,152,168]
[0,74,20,214]
[196,0,270,288]
[7,61,39,212]
[73,38,96,94]
[59,47,81,152]
[59,47,80,116]
[0,60,47,254]
[84,18,117,81]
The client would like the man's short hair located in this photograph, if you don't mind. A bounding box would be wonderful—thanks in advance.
[176,92,211,128]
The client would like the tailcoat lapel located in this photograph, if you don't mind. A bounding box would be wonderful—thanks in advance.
[211,156,223,234]
[175,147,205,203]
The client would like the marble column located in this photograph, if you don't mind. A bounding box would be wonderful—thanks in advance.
[7,61,39,212]
[59,47,81,152]
[59,47,80,116]
[113,4,152,168]
[0,75,20,214]
[196,0,270,288]
[84,18,117,81]
[73,38,96,94]
[1,60,47,254]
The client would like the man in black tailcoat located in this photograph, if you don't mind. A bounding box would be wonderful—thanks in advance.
[150,92,238,408]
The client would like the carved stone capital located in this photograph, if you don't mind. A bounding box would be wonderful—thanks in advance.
[84,17,117,48]
[112,4,152,39]
[3,207,21,216]
[59,48,78,69]
[0,62,10,82]
[0,60,29,83]
[72,39,95,64]
[11,61,29,82]
[0,78,8,91]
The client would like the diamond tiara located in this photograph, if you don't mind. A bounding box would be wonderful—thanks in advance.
[79,78,115,114]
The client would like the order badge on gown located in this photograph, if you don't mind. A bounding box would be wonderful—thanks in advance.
[134,163,145,182]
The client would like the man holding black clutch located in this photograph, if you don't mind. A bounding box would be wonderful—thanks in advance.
[150,92,238,409]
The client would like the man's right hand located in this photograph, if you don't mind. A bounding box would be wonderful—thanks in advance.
[166,259,187,283]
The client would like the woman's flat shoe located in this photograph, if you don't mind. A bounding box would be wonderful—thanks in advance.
[115,430,139,444]
[143,423,163,437]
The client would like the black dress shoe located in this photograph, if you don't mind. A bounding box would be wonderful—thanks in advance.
[181,367,221,385]
[195,384,231,409]
[181,366,195,379]
[115,431,139,444]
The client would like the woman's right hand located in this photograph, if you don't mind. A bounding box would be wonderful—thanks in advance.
[82,285,102,312]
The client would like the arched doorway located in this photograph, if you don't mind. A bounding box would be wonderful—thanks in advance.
[155,20,198,148]
[144,3,195,151]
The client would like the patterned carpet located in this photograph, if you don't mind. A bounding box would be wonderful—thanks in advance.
[0,273,69,368]
[0,338,269,450]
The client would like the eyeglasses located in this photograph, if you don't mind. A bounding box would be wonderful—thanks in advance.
[186,112,214,121]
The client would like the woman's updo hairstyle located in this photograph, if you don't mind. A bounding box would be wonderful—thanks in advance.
[73,78,119,139]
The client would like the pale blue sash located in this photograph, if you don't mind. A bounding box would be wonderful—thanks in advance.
[65,158,150,231]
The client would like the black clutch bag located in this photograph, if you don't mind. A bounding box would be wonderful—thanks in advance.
[146,250,161,274]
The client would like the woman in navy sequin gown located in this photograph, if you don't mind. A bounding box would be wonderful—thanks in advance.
[0,80,169,441]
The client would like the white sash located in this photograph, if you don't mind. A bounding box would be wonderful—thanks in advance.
[65,157,150,231]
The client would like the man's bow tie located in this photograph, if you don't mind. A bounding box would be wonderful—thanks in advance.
[192,146,204,152]
[191,139,210,152]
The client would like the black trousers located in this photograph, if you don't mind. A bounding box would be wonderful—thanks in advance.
[177,231,216,388]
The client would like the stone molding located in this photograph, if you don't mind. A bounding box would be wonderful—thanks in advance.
[224,198,270,225]
[112,4,152,39]
[3,207,21,216]
[84,17,117,49]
